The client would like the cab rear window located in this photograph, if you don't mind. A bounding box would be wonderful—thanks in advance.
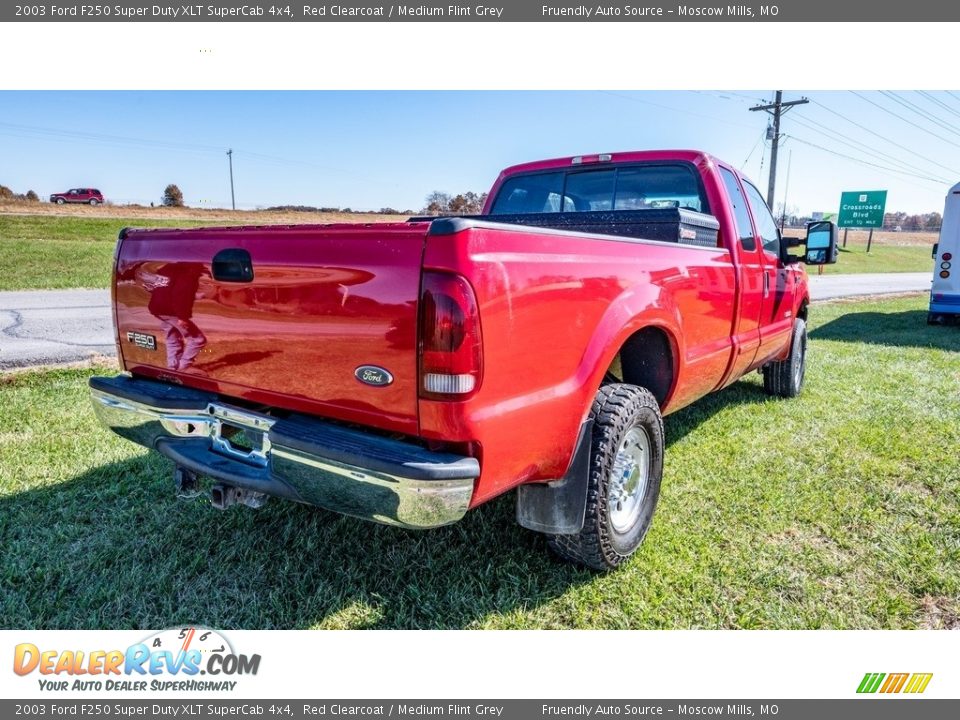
[489,163,709,215]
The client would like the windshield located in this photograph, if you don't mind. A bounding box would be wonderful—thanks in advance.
[489,163,709,215]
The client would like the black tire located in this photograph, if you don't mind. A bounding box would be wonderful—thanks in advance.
[548,383,664,571]
[762,318,807,398]
[55,198,65,205]
[89,198,98,206]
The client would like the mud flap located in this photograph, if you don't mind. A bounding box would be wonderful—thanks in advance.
[516,419,593,535]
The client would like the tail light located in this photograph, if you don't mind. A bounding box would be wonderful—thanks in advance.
[419,271,482,400]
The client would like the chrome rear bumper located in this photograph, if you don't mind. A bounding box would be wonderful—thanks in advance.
[89,375,478,529]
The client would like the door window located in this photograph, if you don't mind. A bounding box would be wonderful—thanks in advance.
[719,167,756,251]
[742,181,781,257]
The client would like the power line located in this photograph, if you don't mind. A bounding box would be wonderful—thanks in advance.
[0,120,224,155]
[716,90,957,178]
[785,114,951,182]
[691,90,768,105]
[0,118,397,188]
[849,91,960,150]
[740,129,766,170]
[600,91,756,129]
[916,91,960,121]
[783,134,947,189]
[880,91,960,139]
[811,97,960,176]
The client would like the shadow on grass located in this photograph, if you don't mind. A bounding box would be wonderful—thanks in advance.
[0,453,593,630]
[810,310,960,352]
[1,381,765,631]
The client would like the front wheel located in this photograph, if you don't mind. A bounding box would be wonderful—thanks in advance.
[88,198,98,206]
[548,383,664,571]
[762,318,807,398]
[55,198,65,205]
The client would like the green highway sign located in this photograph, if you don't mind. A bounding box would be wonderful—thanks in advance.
[838,190,887,228]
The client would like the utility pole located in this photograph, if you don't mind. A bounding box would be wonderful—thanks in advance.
[750,91,808,208]
[226,148,236,211]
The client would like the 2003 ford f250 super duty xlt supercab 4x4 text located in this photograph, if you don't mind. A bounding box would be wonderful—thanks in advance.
[90,150,838,570]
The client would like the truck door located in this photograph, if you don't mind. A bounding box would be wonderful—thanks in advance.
[718,166,764,378]
[741,179,796,364]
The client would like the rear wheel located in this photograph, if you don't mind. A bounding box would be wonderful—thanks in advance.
[762,318,807,398]
[548,383,664,571]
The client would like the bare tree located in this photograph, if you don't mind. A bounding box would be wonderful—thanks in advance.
[424,190,488,215]
[162,184,184,207]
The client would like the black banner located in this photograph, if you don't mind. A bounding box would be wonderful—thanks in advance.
[3,0,958,22]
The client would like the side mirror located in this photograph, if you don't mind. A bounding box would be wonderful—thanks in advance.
[804,221,838,265]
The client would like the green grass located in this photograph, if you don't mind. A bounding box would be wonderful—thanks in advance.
[818,243,935,275]
[0,216,231,291]
[0,215,936,291]
[2,294,959,629]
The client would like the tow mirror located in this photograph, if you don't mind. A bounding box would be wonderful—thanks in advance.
[804,221,838,265]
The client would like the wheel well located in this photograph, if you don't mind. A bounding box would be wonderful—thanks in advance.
[797,300,809,321]
[605,327,674,407]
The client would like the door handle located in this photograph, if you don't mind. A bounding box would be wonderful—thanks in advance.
[212,248,254,283]
[763,271,770,298]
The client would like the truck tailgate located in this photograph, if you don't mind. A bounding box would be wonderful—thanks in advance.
[114,223,429,435]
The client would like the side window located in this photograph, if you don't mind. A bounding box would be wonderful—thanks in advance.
[719,167,756,251]
[741,180,781,257]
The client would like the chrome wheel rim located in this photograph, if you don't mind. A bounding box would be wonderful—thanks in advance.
[794,332,807,388]
[608,426,650,532]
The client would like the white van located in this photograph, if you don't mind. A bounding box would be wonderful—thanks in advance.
[929,182,960,324]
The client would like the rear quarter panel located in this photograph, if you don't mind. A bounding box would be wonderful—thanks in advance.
[420,224,737,505]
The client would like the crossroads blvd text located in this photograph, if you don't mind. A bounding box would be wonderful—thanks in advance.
[541,4,780,17]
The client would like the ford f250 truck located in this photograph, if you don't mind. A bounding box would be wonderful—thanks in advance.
[90,150,838,570]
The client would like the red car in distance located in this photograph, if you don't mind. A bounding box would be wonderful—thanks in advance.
[50,188,104,205]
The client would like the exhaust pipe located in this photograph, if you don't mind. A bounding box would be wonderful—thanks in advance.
[209,483,268,510]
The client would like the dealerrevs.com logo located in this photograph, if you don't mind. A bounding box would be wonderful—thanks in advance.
[857,672,933,694]
[13,627,261,693]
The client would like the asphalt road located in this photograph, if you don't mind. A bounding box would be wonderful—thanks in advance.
[806,272,931,301]
[0,289,114,370]
[0,272,934,370]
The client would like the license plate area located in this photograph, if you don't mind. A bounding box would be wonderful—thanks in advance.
[208,404,275,467]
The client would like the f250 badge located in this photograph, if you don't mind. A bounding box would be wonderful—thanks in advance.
[126,331,157,351]
[355,365,393,387]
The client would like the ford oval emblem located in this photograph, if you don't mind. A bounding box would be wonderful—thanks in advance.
[355,365,394,387]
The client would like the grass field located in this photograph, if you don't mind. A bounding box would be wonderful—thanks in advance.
[791,227,937,275]
[0,208,407,291]
[1,294,958,630]
[819,243,934,275]
[0,215,226,290]
[0,212,937,291]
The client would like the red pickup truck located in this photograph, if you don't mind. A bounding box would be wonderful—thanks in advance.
[90,150,837,570]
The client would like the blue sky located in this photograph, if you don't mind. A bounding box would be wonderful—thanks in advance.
[2,90,959,214]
